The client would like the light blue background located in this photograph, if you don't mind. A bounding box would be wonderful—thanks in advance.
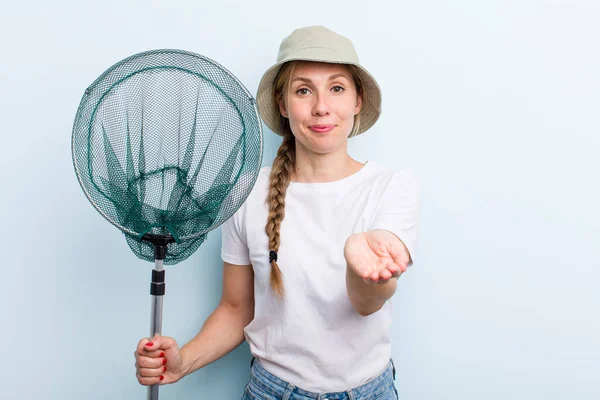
[1,1,598,399]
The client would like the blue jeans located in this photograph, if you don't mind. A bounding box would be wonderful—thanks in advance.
[241,357,399,400]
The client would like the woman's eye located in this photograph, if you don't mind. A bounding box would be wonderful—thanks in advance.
[332,86,345,93]
[296,88,310,95]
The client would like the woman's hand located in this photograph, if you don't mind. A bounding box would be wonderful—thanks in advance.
[134,335,185,386]
[344,229,411,284]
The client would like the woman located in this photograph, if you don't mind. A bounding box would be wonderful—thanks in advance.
[134,25,418,400]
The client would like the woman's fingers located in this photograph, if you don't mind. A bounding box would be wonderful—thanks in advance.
[136,337,154,354]
[136,353,166,369]
[143,335,178,352]
[362,263,404,284]
[379,269,393,280]
[137,365,165,377]
[388,263,405,278]
[136,336,169,353]
[133,335,182,386]
[136,373,163,386]
[134,348,164,359]
[135,354,166,385]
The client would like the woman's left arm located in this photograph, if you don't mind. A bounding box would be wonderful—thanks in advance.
[344,229,412,316]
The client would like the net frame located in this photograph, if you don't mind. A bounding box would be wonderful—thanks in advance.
[71,49,263,259]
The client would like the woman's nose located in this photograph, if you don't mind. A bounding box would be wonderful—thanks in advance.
[312,92,330,116]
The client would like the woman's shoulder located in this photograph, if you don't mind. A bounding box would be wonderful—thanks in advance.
[365,160,418,186]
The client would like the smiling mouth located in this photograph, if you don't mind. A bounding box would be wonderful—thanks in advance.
[309,125,335,133]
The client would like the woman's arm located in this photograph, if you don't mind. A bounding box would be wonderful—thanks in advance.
[178,261,255,377]
[344,229,411,316]
[346,266,398,316]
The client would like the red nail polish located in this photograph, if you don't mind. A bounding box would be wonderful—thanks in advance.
[163,358,167,365]
[145,342,153,347]
[163,366,167,372]
[159,352,165,358]
[160,375,164,381]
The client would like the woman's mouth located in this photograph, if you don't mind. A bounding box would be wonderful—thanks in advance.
[309,124,335,133]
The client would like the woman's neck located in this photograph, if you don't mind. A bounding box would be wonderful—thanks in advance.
[291,148,364,183]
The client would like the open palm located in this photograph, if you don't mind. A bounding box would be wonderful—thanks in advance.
[344,229,410,283]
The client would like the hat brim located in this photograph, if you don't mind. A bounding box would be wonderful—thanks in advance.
[256,58,381,137]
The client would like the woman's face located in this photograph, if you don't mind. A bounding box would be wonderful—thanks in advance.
[278,62,362,155]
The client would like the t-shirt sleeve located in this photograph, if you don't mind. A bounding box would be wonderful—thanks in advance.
[221,207,252,266]
[369,169,420,265]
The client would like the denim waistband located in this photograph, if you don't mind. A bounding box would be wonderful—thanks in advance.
[247,357,396,400]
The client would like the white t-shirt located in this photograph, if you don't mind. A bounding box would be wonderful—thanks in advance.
[220,160,419,393]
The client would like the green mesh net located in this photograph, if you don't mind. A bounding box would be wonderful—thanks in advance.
[72,49,262,264]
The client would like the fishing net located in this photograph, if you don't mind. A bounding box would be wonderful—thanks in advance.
[71,49,262,400]
[72,49,262,264]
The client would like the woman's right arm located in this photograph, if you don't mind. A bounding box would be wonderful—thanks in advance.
[179,261,255,375]
[135,261,255,385]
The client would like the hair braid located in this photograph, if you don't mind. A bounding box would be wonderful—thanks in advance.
[265,133,296,300]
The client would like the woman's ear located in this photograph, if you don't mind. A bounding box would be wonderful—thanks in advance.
[277,96,289,118]
[354,92,363,115]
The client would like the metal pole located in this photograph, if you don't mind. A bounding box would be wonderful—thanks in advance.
[147,258,165,400]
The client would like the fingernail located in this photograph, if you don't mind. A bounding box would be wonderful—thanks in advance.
[145,342,153,347]
[163,358,167,365]
[163,366,167,372]
[160,375,164,381]
[159,352,165,357]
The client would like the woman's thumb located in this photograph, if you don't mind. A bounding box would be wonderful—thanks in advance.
[143,335,177,351]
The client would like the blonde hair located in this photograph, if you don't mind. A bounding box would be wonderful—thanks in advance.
[265,61,364,300]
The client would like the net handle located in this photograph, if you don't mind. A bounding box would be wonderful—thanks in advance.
[143,234,174,400]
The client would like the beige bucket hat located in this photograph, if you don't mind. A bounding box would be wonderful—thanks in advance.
[256,25,382,137]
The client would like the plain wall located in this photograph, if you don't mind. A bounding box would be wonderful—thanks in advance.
[1,1,598,399]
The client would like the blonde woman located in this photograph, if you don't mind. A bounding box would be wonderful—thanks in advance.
[135,26,419,400]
